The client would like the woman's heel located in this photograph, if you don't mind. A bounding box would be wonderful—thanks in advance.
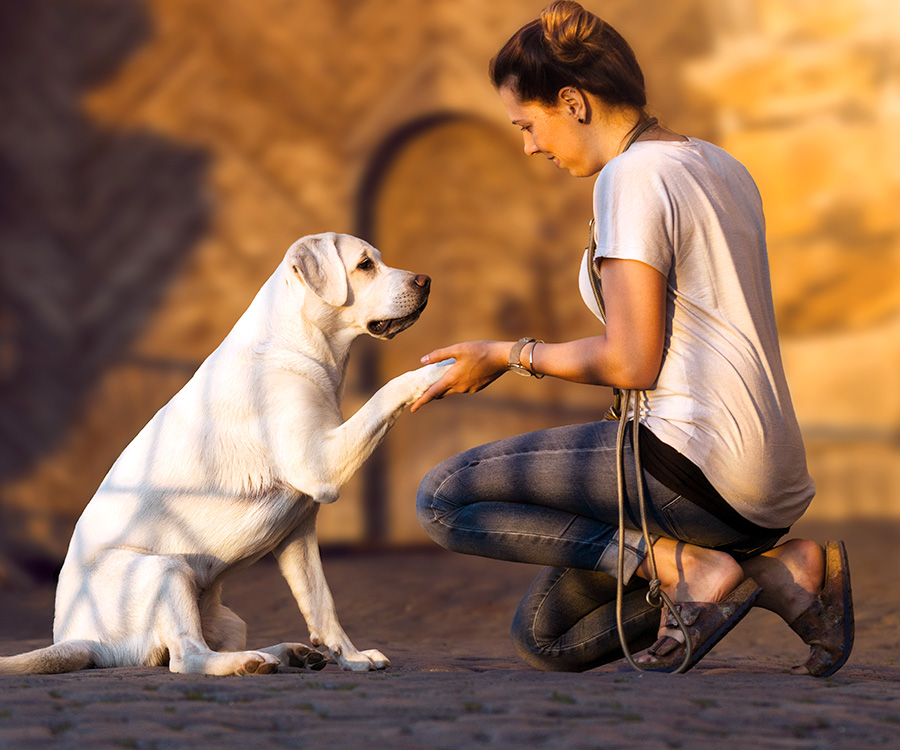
[787,540,854,677]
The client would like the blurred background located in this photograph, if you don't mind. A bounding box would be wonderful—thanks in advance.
[1,0,898,583]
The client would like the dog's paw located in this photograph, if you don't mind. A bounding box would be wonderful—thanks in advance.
[284,644,327,671]
[232,651,281,676]
[338,648,391,672]
[259,642,328,671]
[414,359,455,390]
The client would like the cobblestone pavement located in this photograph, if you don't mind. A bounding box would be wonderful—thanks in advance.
[1,520,898,749]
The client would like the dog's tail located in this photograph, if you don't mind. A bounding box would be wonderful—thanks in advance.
[0,640,95,675]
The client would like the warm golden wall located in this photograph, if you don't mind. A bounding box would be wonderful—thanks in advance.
[1,0,897,576]
[683,0,900,519]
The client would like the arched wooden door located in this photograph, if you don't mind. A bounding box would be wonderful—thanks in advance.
[360,116,610,544]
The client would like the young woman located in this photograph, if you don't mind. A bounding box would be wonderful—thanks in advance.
[412,1,852,674]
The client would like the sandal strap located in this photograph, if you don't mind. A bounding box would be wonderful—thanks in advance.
[663,601,702,629]
[647,635,682,658]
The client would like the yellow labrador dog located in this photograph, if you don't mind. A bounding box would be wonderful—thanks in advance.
[0,233,449,676]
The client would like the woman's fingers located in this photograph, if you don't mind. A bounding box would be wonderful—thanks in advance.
[410,340,508,412]
[410,347,462,412]
[420,345,459,365]
[411,360,463,412]
[410,375,449,413]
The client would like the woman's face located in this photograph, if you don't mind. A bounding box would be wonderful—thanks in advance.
[499,85,600,177]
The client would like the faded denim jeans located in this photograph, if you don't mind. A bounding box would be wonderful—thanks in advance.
[416,420,782,671]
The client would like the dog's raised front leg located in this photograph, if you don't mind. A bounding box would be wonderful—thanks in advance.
[319,361,451,490]
[271,361,451,502]
[274,508,388,671]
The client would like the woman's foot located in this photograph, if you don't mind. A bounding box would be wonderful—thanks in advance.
[739,538,825,622]
[632,539,757,671]
[639,538,744,612]
[743,539,854,677]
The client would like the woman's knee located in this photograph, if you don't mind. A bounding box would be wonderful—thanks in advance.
[510,568,588,672]
[510,603,558,671]
[510,592,589,673]
[510,613,544,667]
[415,460,459,547]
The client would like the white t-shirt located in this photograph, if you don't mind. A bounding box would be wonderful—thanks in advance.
[578,137,814,528]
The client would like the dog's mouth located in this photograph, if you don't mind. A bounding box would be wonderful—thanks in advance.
[367,298,429,340]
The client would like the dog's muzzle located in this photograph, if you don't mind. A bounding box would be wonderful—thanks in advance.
[367,275,430,340]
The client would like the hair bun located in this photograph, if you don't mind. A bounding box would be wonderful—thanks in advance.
[491,1,647,110]
[540,1,603,65]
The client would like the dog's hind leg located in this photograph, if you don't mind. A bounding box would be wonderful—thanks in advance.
[199,585,248,653]
[60,549,281,675]
[146,557,281,676]
[198,582,327,670]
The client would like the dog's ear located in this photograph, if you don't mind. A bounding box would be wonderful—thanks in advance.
[289,234,349,306]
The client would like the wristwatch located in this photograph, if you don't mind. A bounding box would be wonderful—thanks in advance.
[507,337,536,377]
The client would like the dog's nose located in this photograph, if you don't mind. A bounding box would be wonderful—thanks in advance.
[413,274,430,289]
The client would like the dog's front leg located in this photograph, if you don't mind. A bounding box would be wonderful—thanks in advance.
[274,509,389,671]
[270,361,451,503]
[318,360,451,491]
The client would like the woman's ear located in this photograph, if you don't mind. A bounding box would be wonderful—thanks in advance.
[558,87,588,123]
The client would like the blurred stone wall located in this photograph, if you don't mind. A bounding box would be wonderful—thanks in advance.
[682,0,900,519]
[0,0,896,579]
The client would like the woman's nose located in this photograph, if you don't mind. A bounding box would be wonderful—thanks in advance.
[523,133,539,156]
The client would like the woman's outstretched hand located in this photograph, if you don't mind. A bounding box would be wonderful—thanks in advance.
[410,340,510,413]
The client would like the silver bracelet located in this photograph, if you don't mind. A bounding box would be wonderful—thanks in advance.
[528,340,545,379]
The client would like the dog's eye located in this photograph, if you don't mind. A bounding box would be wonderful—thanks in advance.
[356,257,374,271]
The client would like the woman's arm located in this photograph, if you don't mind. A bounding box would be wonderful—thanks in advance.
[410,258,666,413]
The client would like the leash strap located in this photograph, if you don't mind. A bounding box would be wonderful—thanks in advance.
[585,117,656,423]
[584,115,693,672]
[613,391,692,673]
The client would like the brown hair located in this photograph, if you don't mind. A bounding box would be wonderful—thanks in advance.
[489,1,646,111]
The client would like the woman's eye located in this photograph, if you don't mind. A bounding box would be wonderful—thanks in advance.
[357,257,374,271]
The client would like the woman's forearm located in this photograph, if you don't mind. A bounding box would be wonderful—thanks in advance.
[517,259,667,389]
[413,259,666,410]
[520,336,659,390]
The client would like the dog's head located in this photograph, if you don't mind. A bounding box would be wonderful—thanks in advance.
[286,233,430,340]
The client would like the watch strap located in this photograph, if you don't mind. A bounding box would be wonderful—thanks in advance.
[508,337,535,376]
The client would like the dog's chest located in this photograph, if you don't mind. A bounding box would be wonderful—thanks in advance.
[198,486,313,556]
[75,481,313,568]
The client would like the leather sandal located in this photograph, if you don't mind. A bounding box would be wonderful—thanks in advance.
[787,540,854,677]
[635,577,762,673]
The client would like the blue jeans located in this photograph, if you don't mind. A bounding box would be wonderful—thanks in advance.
[416,420,782,671]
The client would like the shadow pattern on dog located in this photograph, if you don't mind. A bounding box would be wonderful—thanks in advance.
[1,233,448,676]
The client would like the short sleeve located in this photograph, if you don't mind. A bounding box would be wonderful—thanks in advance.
[592,147,675,278]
